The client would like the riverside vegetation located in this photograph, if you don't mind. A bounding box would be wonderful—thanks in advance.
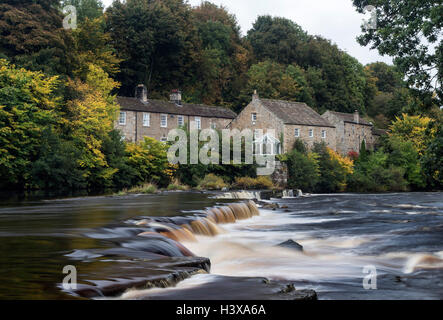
[0,0,441,194]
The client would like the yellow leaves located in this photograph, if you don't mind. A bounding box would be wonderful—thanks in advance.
[389,113,432,155]
[327,147,354,175]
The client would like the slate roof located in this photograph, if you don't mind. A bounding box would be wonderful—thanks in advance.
[327,111,373,126]
[117,96,237,119]
[259,99,335,128]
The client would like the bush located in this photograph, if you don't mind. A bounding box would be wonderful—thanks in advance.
[116,183,158,195]
[126,137,176,188]
[285,150,320,192]
[348,150,408,192]
[197,174,228,190]
[233,176,274,190]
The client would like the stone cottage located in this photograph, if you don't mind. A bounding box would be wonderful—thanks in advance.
[228,92,337,154]
[115,85,237,142]
[321,110,375,155]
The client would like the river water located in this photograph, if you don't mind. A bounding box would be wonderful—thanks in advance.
[0,192,442,299]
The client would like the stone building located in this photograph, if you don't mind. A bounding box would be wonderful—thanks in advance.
[115,85,236,142]
[228,92,337,154]
[321,110,375,155]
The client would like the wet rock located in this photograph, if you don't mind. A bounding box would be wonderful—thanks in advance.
[130,275,317,300]
[277,239,303,252]
[67,256,211,299]
[280,205,288,209]
[262,203,279,210]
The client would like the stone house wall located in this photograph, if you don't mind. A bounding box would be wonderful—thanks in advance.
[115,110,233,143]
[228,98,336,153]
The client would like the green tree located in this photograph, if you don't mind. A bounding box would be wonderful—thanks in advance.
[0,0,74,76]
[247,15,308,65]
[353,0,443,102]
[0,59,61,189]
[61,0,104,23]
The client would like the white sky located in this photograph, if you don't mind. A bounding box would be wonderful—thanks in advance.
[102,0,392,66]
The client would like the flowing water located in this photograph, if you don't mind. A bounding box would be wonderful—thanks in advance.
[0,191,442,299]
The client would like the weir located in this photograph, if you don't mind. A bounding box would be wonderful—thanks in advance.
[135,201,260,248]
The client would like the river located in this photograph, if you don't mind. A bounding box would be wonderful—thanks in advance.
[0,191,442,299]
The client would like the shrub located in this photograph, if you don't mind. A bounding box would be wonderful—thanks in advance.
[116,183,158,195]
[197,174,228,190]
[285,150,320,192]
[233,176,274,190]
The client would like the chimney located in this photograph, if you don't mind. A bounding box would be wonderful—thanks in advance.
[135,84,147,102]
[170,89,182,105]
[354,110,359,124]
[252,89,259,101]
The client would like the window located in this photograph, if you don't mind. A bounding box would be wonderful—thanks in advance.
[160,114,167,128]
[309,129,314,138]
[321,130,326,139]
[294,128,300,137]
[119,112,126,125]
[195,117,201,130]
[251,113,257,123]
[178,115,184,127]
[143,113,150,127]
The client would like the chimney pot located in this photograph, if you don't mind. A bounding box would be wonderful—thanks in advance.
[135,84,147,102]
[170,89,182,105]
[354,110,360,124]
[252,90,259,101]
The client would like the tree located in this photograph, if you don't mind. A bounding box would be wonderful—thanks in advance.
[286,150,320,192]
[62,64,120,187]
[71,17,121,80]
[389,113,433,155]
[61,0,104,24]
[0,0,74,76]
[125,137,176,187]
[421,121,443,189]
[106,0,200,97]
[247,15,308,65]
[0,59,61,189]
[353,0,443,102]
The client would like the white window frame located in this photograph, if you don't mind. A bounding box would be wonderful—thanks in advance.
[321,130,326,139]
[309,129,314,138]
[119,112,126,125]
[160,114,168,128]
[143,112,150,127]
[294,128,300,137]
[178,115,184,127]
[195,117,201,130]
[251,113,257,123]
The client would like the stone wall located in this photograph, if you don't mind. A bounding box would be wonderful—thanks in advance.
[115,111,233,143]
[271,161,288,188]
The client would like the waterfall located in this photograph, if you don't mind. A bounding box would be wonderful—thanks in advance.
[136,201,260,243]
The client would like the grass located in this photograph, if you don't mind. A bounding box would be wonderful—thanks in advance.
[197,174,228,190]
[115,183,158,195]
[233,176,274,190]
[166,179,190,191]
